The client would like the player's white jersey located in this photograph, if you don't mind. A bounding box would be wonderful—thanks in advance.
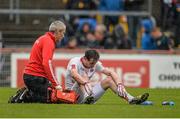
[65,57,104,89]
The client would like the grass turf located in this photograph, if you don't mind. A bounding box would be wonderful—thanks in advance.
[0,87,179,118]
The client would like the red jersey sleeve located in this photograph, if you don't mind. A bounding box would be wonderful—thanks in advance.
[42,38,59,87]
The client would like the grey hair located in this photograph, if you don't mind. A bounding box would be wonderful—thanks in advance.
[49,20,66,32]
[96,24,107,34]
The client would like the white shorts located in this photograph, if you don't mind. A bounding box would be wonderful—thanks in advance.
[66,80,105,104]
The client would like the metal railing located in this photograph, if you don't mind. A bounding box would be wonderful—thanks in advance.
[0,0,153,24]
[0,9,151,16]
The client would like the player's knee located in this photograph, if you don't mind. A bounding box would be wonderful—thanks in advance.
[101,77,114,89]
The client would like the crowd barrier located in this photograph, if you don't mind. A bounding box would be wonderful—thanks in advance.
[2,48,179,88]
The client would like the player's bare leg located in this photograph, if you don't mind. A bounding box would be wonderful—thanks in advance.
[100,76,134,101]
[78,76,149,104]
[100,76,149,104]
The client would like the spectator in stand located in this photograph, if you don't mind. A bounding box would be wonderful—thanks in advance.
[141,19,156,50]
[56,36,69,48]
[66,37,78,49]
[81,24,111,49]
[64,0,97,36]
[124,0,145,46]
[76,22,94,47]
[103,37,115,49]
[175,0,180,47]
[98,0,124,11]
[86,32,99,48]
[112,24,132,49]
[94,24,107,48]
[97,0,124,28]
[161,0,177,30]
[151,27,174,50]
[56,19,74,48]
[65,0,97,10]
[124,0,145,11]
[156,0,180,47]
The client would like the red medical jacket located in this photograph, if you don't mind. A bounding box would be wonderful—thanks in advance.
[24,32,59,87]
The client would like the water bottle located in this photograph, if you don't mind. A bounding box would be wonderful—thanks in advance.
[141,101,153,105]
[162,101,169,105]
[162,101,175,106]
[169,101,175,106]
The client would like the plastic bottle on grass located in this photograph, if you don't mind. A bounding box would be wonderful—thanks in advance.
[141,101,153,105]
[162,101,175,106]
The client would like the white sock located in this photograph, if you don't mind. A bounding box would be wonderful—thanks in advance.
[117,90,134,102]
[126,93,134,102]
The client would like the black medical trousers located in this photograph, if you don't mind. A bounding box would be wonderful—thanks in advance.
[23,73,49,103]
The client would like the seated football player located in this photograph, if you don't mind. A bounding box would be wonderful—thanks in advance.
[65,49,149,104]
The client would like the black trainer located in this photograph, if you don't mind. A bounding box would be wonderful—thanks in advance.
[84,96,95,104]
[129,93,149,105]
[8,87,28,103]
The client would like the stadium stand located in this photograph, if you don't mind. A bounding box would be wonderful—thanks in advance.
[0,0,150,48]
[0,0,179,49]
[0,0,66,47]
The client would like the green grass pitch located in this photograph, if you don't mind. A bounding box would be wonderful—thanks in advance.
[0,87,179,118]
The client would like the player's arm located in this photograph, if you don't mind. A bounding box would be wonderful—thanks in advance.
[102,67,122,85]
[95,61,122,85]
[102,67,127,98]
[70,64,92,95]
[70,65,89,85]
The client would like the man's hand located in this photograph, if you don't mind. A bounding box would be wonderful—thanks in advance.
[117,83,127,99]
[84,82,93,96]
[55,85,63,91]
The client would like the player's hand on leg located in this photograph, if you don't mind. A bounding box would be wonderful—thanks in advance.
[84,82,93,96]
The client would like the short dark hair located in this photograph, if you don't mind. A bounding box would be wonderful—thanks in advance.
[84,49,100,62]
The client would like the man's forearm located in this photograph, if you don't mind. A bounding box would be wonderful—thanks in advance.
[110,71,122,85]
[103,68,122,85]
[71,70,89,85]
[43,59,59,87]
